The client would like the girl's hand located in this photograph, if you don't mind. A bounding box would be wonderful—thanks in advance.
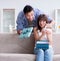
[46,24,52,28]
[41,30,46,35]
[46,29,52,35]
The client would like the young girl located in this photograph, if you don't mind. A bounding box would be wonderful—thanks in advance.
[33,14,54,61]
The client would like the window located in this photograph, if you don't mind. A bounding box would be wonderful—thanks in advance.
[0,10,1,32]
[55,9,60,33]
[0,9,15,33]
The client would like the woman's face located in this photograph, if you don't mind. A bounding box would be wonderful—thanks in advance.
[39,20,46,28]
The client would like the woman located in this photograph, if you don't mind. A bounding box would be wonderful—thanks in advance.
[33,14,54,61]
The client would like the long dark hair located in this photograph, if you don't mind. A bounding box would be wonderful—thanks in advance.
[37,14,48,31]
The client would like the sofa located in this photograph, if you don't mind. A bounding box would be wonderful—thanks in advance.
[0,33,60,61]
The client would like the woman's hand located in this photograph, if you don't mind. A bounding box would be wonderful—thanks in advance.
[46,29,52,35]
[46,24,52,28]
[41,29,46,36]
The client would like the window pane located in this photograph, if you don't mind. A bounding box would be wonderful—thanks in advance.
[3,9,15,32]
[0,10,1,32]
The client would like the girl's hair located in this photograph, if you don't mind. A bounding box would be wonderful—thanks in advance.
[37,14,48,31]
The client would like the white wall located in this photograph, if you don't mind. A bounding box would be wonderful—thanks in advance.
[0,0,60,19]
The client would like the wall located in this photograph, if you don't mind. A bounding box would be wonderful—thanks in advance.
[0,0,60,21]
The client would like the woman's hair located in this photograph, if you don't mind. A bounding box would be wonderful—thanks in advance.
[37,14,48,31]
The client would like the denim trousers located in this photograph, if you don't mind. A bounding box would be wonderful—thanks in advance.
[34,45,54,61]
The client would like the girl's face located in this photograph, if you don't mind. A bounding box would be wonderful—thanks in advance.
[39,20,46,28]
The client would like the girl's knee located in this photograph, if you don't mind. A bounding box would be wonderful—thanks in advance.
[45,47,53,54]
[45,48,54,57]
[38,49,44,54]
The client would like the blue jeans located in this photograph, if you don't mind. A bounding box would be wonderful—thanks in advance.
[34,45,54,61]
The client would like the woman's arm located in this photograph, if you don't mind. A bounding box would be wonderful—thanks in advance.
[46,30,53,45]
[33,27,45,41]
